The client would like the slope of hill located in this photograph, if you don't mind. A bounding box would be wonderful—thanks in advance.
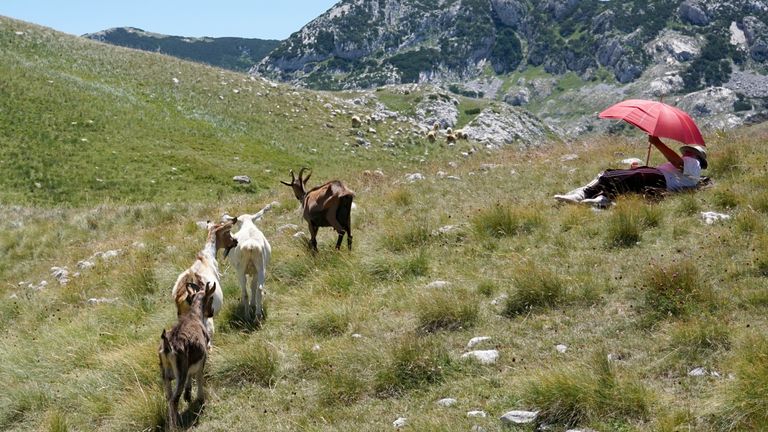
[84,27,280,73]
[2,16,768,432]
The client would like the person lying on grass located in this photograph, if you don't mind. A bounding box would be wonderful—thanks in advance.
[554,136,708,206]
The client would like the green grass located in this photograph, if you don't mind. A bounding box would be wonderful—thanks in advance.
[3,15,768,432]
[523,350,651,428]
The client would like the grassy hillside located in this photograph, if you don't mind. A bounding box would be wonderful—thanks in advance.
[0,17,432,207]
[2,17,768,432]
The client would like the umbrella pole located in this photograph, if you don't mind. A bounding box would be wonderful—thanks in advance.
[645,142,652,166]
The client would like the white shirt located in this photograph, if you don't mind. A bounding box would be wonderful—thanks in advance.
[657,156,702,190]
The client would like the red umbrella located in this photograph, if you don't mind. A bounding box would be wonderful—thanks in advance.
[599,99,705,146]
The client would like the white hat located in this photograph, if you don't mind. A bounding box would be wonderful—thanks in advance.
[680,145,707,169]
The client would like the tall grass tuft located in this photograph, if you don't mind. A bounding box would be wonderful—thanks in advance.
[720,334,768,430]
[502,262,565,317]
[675,192,702,216]
[213,338,280,387]
[754,234,768,277]
[713,188,740,209]
[605,202,643,247]
[471,203,544,238]
[476,279,497,297]
[305,306,351,337]
[524,349,651,428]
[319,370,368,406]
[668,318,731,366]
[374,336,452,397]
[366,250,429,281]
[381,222,433,252]
[641,260,715,322]
[109,389,166,432]
[45,410,68,432]
[415,287,479,333]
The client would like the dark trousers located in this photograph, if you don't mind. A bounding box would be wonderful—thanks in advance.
[583,167,667,199]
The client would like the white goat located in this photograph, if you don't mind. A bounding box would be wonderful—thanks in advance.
[171,221,236,340]
[223,204,272,322]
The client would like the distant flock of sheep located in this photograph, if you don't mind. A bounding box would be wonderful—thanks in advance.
[159,168,354,428]
[350,115,467,144]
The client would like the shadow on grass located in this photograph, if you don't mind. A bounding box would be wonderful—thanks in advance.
[223,302,265,332]
[176,398,206,430]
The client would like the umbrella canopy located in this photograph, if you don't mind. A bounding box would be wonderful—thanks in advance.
[599,99,705,146]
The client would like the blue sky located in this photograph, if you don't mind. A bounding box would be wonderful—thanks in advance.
[0,0,339,40]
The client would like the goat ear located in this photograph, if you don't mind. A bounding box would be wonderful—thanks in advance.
[161,329,167,341]
[280,180,292,186]
[205,296,215,318]
[222,214,237,223]
[205,282,217,297]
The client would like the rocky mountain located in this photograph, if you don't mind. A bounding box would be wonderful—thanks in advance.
[253,0,768,135]
[84,27,279,73]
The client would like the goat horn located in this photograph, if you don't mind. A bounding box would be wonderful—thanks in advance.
[298,167,308,181]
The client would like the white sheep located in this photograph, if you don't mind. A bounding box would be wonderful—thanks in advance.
[223,203,272,322]
[171,221,236,341]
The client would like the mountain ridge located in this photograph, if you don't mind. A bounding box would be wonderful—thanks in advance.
[83,26,280,73]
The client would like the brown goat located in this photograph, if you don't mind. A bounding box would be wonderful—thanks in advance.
[159,281,216,429]
[280,167,355,251]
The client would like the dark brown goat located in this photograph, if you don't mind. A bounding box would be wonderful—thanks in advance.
[159,281,216,429]
[281,168,355,251]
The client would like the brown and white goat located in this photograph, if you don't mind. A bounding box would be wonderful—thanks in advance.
[281,167,355,251]
[171,221,236,340]
[159,281,216,429]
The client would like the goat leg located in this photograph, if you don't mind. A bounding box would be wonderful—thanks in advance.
[308,223,319,251]
[239,273,250,321]
[170,369,187,428]
[251,276,264,322]
[195,364,206,403]
[335,232,344,250]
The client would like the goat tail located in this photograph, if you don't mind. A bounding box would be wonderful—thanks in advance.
[337,195,354,231]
